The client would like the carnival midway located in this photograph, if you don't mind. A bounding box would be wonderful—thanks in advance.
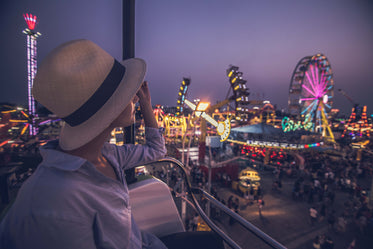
[1,12,373,249]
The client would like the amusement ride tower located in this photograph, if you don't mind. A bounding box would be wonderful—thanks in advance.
[22,13,41,136]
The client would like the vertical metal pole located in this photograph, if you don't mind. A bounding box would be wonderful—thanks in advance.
[123,0,135,60]
[123,0,137,184]
[207,143,212,217]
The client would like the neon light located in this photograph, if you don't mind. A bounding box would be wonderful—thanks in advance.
[282,114,313,132]
[310,65,317,94]
[227,138,323,150]
[1,110,16,114]
[9,119,28,123]
[0,140,10,147]
[201,112,218,127]
[23,13,37,30]
[21,111,29,118]
[21,123,29,135]
[302,75,316,97]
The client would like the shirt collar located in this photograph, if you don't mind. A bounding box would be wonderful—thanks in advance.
[39,140,87,171]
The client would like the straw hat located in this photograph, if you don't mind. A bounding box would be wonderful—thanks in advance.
[32,39,146,150]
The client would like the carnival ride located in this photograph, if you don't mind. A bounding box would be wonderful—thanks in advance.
[22,13,41,136]
[184,99,231,142]
[342,105,370,139]
[165,65,266,146]
[176,78,190,117]
[0,106,33,147]
[288,54,335,142]
[338,89,371,139]
[226,65,263,124]
[259,101,278,126]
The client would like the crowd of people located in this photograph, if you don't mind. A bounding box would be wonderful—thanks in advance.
[269,145,373,248]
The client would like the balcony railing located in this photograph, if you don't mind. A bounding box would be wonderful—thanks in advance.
[139,157,287,249]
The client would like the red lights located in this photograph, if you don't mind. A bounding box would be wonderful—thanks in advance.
[23,13,37,30]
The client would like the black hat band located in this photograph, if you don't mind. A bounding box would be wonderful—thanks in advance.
[62,60,126,127]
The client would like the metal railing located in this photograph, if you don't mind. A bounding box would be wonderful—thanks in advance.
[142,157,287,249]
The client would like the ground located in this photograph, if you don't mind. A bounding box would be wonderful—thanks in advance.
[209,169,366,248]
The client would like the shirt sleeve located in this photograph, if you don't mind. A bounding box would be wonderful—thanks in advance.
[115,127,167,170]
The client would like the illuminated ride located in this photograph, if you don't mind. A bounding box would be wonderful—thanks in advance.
[176,78,190,117]
[232,167,261,195]
[0,106,33,147]
[259,102,277,126]
[288,54,335,142]
[342,105,371,139]
[161,78,190,139]
[164,115,187,138]
[23,13,41,136]
[338,89,371,139]
[226,66,263,124]
[184,99,231,142]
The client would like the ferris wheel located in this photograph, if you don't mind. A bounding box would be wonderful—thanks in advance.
[288,54,335,141]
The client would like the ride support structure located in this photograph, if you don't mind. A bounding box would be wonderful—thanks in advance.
[22,13,41,136]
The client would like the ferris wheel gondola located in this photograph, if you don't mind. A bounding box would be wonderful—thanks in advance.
[288,54,335,141]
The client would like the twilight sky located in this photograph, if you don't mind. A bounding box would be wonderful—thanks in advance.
[1,0,372,116]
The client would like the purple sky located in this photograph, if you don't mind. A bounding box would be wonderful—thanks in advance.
[1,0,372,116]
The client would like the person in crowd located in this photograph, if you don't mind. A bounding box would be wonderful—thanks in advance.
[258,197,265,216]
[327,210,336,231]
[310,206,318,226]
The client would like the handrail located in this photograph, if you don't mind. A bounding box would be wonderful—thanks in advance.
[194,188,287,249]
[142,157,287,249]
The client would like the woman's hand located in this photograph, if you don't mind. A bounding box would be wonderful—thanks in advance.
[137,81,151,106]
[136,81,158,128]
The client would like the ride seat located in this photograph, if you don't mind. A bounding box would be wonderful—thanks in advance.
[129,177,185,237]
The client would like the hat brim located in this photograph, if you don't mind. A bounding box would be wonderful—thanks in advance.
[59,58,146,150]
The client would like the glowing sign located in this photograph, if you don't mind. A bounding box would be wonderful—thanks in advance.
[282,114,313,132]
